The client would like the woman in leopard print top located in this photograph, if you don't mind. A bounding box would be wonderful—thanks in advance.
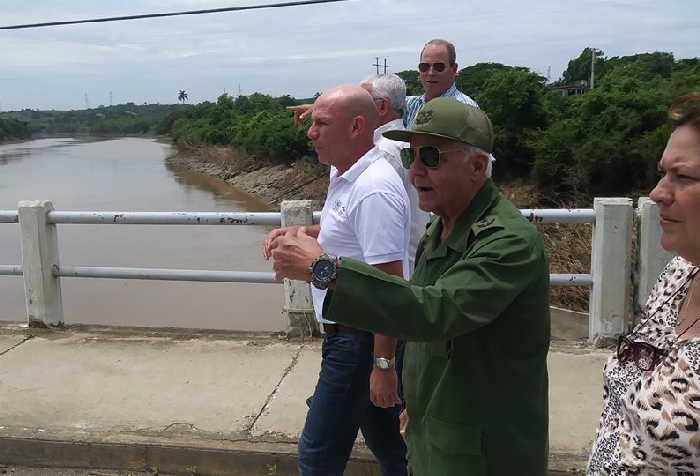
[588,93,700,476]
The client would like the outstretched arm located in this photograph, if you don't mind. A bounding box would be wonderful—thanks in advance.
[286,104,313,125]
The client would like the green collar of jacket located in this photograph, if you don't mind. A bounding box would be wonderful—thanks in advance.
[422,178,500,257]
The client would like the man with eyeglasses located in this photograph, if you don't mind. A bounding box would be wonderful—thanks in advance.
[406,38,495,178]
[269,98,551,475]
[403,38,477,128]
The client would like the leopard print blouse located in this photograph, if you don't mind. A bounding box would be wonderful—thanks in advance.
[587,256,700,475]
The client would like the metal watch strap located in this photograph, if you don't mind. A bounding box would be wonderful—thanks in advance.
[374,356,396,369]
[309,252,337,290]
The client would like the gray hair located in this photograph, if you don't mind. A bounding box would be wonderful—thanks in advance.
[421,39,457,65]
[361,73,406,116]
[459,144,493,178]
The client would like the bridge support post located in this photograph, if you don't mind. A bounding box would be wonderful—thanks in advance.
[589,198,633,345]
[18,200,64,327]
[280,200,318,338]
[635,197,674,321]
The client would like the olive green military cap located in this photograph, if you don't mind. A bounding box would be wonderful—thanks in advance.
[384,97,494,153]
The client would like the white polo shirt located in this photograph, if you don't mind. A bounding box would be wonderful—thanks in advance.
[313,146,410,324]
[373,119,431,274]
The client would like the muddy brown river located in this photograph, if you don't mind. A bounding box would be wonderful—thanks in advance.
[0,137,286,331]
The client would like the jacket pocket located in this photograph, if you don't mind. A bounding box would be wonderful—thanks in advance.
[425,415,486,476]
[426,415,482,455]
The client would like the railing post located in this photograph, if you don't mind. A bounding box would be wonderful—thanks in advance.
[589,198,633,345]
[280,200,318,338]
[636,197,674,319]
[17,200,64,327]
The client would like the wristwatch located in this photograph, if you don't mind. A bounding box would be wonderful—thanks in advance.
[309,252,338,290]
[374,356,396,370]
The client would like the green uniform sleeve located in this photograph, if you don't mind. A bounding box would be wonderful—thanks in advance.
[324,228,545,341]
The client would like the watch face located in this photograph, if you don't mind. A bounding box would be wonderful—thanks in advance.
[313,259,335,281]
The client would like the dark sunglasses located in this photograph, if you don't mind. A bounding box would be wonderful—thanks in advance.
[418,62,447,73]
[400,145,464,169]
[617,335,668,372]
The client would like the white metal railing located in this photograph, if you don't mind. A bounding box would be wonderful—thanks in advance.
[56,266,278,283]
[0,198,669,343]
[0,210,322,226]
[0,265,23,276]
[520,208,595,224]
[0,210,18,223]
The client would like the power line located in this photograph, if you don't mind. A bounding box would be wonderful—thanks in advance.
[0,0,347,30]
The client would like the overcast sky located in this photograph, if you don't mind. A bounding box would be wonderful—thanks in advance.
[1,0,697,111]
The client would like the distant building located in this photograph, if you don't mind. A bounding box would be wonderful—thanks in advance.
[551,80,589,96]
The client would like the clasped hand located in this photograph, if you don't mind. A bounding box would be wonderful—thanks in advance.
[265,226,323,282]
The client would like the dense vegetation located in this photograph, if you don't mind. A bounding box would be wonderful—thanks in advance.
[159,92,314,162]
[0,116,30,142]
[398,49,699,201]
[2,103,181,136]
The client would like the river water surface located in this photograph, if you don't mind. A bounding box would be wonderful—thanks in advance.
[0,137,286,331]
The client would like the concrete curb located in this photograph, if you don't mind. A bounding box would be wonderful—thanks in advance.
[0,435,586,475]
[0,437,379,476]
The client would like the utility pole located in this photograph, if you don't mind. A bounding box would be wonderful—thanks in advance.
[383,58,388,74]
[373,57,380,75]
[109,91,113,107]
[590,48,596,89]
[84,93,90,110]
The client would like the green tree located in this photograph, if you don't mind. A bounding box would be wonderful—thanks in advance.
[531,51,698,199]
[561,48,605,84]
[396,70,422,96]
[178,90,188,103]
[456,63,529,95]
[476,69,548,178]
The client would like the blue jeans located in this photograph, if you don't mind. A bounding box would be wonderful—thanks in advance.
[298,330,407,476]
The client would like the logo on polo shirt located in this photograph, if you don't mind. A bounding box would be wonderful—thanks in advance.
[333,199,347,217]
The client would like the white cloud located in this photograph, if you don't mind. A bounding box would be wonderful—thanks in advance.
[0,0,697,110]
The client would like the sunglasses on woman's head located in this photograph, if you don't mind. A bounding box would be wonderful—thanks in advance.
[400,145,465,169]
[418,62,447,73]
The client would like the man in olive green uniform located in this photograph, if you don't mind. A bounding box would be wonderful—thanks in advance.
[270,98,550,475]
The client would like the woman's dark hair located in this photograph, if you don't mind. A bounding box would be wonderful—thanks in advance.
[669,92,700,130]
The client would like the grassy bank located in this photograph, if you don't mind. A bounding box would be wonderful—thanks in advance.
[0,116,31,143]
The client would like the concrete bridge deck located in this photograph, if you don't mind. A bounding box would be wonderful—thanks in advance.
[0,308,607,475]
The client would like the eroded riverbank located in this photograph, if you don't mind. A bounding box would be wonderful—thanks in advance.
[166,144,329,208]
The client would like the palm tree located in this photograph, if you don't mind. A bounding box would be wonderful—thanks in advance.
[178,90,188,104]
